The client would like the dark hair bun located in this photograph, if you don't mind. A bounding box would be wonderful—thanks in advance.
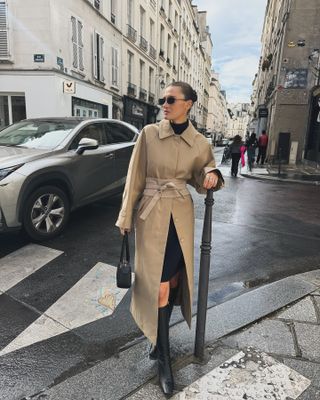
[191,90,198,103]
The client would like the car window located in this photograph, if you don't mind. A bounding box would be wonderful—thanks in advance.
[0,121,78,149]
[69,123,106,150]
[104,122,135,144]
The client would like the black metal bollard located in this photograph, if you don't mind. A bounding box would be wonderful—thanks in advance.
[194,189,214,360]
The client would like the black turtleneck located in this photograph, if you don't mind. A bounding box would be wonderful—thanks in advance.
[170,120,189,135]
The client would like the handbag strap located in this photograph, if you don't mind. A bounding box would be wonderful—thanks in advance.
[120,232,130,263]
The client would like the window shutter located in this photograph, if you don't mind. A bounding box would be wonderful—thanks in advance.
[77,20,84,71]
[0,1,9,59]
[93,31,98,79]
[112,48,118,86]
[99,36,104,81]
[71,16,78,68]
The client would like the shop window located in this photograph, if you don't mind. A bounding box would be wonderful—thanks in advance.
[0,95,26,129]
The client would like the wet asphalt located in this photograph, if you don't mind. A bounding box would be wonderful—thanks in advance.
[0,147,320,399]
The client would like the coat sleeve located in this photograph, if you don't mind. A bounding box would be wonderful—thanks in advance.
[188,139,224,194]
[115,128,147,230]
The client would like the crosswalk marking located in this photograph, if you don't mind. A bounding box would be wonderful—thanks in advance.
[0,262,132,356]
[0,244,63,293]
[172,350,311,400]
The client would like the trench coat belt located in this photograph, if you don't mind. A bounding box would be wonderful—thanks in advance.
[139,178,190,221]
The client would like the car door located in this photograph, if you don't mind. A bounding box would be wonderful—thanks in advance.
[68,122,116,205]
[104,121,136,185]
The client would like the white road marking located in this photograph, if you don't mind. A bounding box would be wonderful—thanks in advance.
[172,349,311,400]
[0,262,132,356]
[0,244,63,293]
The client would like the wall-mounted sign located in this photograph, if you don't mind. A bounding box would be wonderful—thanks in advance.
[63,80,76,94]
[34,54,45,63]
[258,108,268,118]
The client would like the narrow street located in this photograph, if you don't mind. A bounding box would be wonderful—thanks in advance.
[1,148,319,399]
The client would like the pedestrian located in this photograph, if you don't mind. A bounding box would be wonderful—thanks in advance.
[245,132,258,172]
[240,143,247,168]
[256,129,269,165]
[229,134,243,177]
[116,81,224,396]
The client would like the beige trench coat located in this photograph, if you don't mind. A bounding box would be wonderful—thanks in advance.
[116,119,223,344]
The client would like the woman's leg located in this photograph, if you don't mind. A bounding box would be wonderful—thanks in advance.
[158,281,170,307]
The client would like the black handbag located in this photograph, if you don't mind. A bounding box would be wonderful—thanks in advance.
[116,232,132,288]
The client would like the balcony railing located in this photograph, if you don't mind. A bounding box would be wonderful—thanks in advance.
[159,49,165,60]
[139,36,148,52]
[150,0,156,8]
[127,24,137,43]
[127,82,137,97]
[139,88,147,102]
[149,45,156,60]
[148,92,155,104]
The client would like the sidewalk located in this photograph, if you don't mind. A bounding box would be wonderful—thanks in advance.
[241,163,320,185]
[38,270,320,400]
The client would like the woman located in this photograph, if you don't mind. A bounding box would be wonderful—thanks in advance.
[246,132,258,172]
[116,82,224,396]
[229,134,243,177]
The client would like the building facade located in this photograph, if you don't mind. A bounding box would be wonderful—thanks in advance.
[227,103,250,139]
[206,71,229,142]
[0,0,213,131]
[250,0,320,165]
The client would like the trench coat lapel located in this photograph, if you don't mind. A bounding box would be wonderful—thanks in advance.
[158,119,196,147]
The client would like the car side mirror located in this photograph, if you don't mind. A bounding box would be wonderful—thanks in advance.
[76,138,99,155]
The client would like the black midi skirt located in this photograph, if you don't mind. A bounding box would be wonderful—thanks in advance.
[161,215,184,282]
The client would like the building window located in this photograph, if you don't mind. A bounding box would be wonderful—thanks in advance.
[111,47,118,86]
[0,1,9,59]
[71,16,84,71]
[127,0,134,27]
[111,0,116,24]
[160,24,165,54]
[0,95,26,129]
[149,19,154,47]
[94,0,101,10]
[139,60,145,89]
[93,31,104,81]
[128,51,134,84]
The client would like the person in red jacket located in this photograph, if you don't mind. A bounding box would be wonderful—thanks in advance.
[256,130,269,165]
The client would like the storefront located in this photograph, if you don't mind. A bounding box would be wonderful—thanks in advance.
[123,95,159,130]
[72,97,108,118]
[305,87,320,164]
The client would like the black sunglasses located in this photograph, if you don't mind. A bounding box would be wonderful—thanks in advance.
[158,96,187,105]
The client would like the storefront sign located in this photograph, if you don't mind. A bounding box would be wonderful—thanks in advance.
[63,81,76,94]
[258,108,268,118]
[34,54,45,63]
[132,103,144,117]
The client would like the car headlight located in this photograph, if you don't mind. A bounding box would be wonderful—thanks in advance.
[0,164,24,181]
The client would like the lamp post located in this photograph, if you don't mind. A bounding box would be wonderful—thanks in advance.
[156,75,166,122]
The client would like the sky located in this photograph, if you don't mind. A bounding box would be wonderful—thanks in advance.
[194,0,268,104]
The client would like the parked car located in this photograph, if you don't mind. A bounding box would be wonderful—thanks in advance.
[0,117,139,241]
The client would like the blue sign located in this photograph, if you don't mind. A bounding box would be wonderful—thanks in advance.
[34,54,45,63]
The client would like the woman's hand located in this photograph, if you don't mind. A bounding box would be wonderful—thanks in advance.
[203,172,219,190]
[120,228,131,235]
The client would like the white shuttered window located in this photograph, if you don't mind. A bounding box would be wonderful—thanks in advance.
[71,16,84,71]
[0,1,9,59]
[93,31,104,81]
[111,47,118,86]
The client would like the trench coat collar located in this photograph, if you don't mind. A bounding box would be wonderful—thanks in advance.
[158,119,196,147]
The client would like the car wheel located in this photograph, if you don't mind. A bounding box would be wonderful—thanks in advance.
[23,186,70,241]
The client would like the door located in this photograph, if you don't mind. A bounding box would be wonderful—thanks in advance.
[68,122,116,205]
[277,132,291,163]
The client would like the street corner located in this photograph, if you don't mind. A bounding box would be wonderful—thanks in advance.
[172,348,311,400]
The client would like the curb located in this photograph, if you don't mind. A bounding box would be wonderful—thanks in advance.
[241,172,320,185]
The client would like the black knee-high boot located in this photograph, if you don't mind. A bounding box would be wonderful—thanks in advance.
[149,287,178,360]
[157,304,174,395]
